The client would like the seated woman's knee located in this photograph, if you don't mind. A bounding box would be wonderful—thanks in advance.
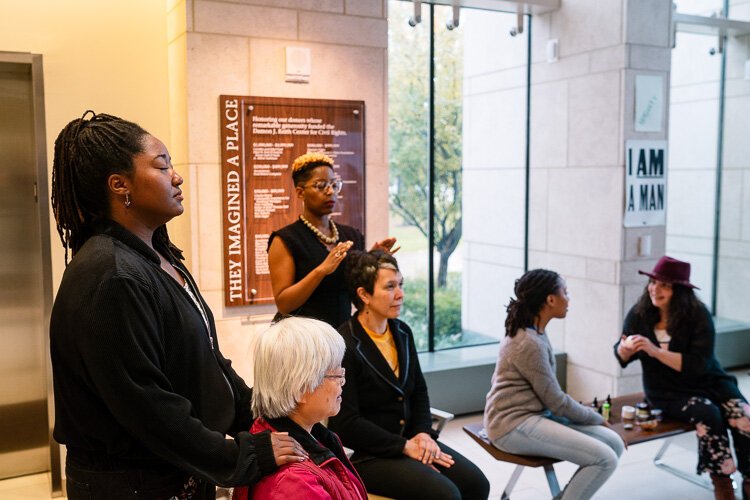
[596,446,620,472]
[419,480,462,500]
[693,399,724,430]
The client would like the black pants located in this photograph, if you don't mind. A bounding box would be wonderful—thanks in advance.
[653,396,750,477]
[66,457,215,500]
[353,441,489,500]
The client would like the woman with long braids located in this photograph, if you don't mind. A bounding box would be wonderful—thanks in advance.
[50,111,305,499]
[267,152,396,328]
[484,269,624,500]
[615,256,750,500]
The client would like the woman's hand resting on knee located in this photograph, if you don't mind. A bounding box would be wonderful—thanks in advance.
[602,420,628,450]
[403,433,455,469]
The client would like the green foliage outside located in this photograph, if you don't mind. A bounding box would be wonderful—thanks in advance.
[388,2,464,289]
[401,273,462,351]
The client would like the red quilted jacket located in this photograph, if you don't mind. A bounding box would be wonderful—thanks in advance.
[233,417,367,500]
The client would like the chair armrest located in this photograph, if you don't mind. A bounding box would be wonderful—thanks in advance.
[430,407,455,434]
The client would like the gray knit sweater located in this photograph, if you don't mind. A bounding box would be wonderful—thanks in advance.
[484,327,603,442]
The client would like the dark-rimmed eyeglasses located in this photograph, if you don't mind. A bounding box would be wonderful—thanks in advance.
[306,179,343,194]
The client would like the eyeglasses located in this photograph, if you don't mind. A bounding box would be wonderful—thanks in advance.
[324,369,346,385]
[306,179,343,194]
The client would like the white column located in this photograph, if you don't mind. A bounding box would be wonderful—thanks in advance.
[529,0,673,400]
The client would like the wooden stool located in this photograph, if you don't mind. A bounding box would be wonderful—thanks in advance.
[463,422,561,500]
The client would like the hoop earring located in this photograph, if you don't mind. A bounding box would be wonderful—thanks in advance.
[125,193,131,208]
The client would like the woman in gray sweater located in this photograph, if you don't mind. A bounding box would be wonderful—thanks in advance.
[484,269,624,500]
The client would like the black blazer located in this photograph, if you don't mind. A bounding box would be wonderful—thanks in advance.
[328,317,435,460]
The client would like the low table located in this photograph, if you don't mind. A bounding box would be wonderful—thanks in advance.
[605,393,692,444]
[607,393,711,490]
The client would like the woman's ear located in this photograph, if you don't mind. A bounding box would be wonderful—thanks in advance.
[297,390,309,405]
[356,286,369,306]
[295,185,305,200]
[108,173,130,196]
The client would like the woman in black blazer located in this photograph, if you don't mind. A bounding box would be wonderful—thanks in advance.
[328,250,489,500]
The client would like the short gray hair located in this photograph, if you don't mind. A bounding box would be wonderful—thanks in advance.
[251,316,346,419]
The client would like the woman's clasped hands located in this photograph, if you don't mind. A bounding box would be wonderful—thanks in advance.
[403,432,454,470]
[619,334,659,358]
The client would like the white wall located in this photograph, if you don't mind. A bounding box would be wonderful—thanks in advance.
[718,1,750,322]
[461,9,529,341]
[527,0,673,400]
[0,0,174,291]
[667,0,750,323]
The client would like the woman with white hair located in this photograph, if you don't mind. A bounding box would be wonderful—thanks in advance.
[232,317,367,500]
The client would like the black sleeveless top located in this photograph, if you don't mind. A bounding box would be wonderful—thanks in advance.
[269,219,364,328]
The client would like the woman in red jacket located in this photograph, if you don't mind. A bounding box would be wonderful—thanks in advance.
[233,317,367,500]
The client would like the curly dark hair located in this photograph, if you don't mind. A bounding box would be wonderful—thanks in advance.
[345,249,400,310]
[51,110,177,262]
[633,281,706,341]
[505,269,563,337]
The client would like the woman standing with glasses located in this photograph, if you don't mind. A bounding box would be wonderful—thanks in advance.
[268,152,396,328]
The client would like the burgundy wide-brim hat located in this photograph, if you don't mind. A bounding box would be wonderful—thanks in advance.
[638,255,699,289]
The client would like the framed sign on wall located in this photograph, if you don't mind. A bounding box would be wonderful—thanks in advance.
[219,96,365,307]
[624,140,667,228]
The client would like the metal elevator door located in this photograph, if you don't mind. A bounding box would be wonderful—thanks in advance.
[0,58,53,482]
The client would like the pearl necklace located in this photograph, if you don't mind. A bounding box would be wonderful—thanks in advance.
[300,215,339,245]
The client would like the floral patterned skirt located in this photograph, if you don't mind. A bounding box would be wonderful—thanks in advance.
[653,396,750,476]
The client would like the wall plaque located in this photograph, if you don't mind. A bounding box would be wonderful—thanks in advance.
[624,140,668,227]
[220,96,365,307]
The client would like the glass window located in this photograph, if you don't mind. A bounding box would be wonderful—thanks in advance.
[668,1,750,329]
[388,1,530,351]
[716,3,750,325]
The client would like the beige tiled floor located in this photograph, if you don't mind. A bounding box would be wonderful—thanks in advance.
[3,369,749,499]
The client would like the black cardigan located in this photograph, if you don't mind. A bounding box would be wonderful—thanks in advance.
[614,304,741,403]
[328,317,436,461]
[50,221,274,485]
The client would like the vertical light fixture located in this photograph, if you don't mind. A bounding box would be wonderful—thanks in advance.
[446,0,459,30]
[409,0,422,27]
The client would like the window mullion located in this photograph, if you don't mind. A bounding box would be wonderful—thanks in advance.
[428,3,436,353]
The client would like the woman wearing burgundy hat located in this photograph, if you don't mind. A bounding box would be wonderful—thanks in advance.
[615,256,750,500]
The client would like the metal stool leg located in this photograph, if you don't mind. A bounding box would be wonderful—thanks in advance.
[500,465,525,500]
[653,436,712,491]
[543,464,561,497]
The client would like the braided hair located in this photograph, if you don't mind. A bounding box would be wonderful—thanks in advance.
[51,111,176,262]
[505,269,562,337]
